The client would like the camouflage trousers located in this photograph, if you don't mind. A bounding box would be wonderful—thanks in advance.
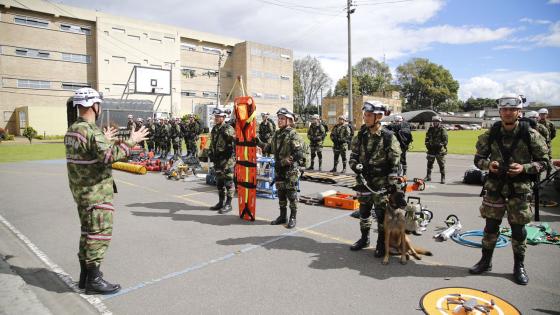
[356,187,388,234]
[480,193,532,255]
[310,143,323,164]
[426,152,446,173]
[185,138,198,157]
[332,143,347,165]
[215,166,234,199]
[172,139,182,156]
[276,178,298,213]
[77,203,114,267]
[147,140,155,152]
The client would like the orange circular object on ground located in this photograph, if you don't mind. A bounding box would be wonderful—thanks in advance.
[420,287,521,315]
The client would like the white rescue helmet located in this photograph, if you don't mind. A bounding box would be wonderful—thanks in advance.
[276,107,295,121]
[432,115,442,122]
[394,115,403,122]
[362,101,387,115]
[128,114,133,119]
[311,114,320,120]
[496,94,525,109]
[538,108,548,115]
[73,88,103,108]
[524,111,539,119]
[338,115,347,121]
[211,107,230,117]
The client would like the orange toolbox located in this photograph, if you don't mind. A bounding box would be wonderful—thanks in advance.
[324,193,359,210]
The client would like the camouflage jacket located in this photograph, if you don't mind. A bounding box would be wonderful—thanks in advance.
[330,123,351,146]
[349,125,401,189]
[258,120,276,143]
[127,121,136,131]
[65,117,134,208]
[184,120,202,139]
[307,123,326,144]
[145,122,156,141]
[169,123,182,141]
[425,126,448,154]
[267,126,305,181]
[209,122,235,170]
[539,120,556,142]
[475,122,549,196]
[534,123,550,144]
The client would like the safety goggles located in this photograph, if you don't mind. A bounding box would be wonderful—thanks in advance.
[362,103,385,114]
[497,98,521,107]
[276,108,291,116]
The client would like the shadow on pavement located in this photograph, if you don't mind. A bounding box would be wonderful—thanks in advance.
[532,309,560,315]
[130,209,270,226]
[418,192,482,198]
[216,235,512,282]
[126,201,205,212]
[0,261,73,293]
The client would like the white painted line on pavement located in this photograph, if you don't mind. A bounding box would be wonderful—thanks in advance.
[0,214,112,315]
[101,211,352,300]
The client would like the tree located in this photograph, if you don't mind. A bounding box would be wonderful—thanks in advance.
[23,126,37,144]
[334,75,360,96]
[354,57,392,93]
[463,97,496,111]
[293,72,304,115]
[396,58,459,111]
[293,56,332,112]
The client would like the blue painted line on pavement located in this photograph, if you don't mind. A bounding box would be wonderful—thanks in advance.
[102,212,351,300]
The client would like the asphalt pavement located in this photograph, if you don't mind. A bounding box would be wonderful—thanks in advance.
[0,151,559,315]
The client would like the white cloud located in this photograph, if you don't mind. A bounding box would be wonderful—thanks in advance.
[548,0,560,4]
[459,71,560,104]
[520,17,552,25]
[531,21,560,47]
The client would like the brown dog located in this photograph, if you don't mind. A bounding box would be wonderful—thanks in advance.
[382,191,432,265]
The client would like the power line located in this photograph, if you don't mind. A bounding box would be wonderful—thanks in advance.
[354,0,413,6]
[255,0,345,16]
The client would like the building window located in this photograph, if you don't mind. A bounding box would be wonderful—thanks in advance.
[181,91,196,97]
[252,92,263,98]
[62,82,91,90]
[150,38,162,44]
[164,36,175,43]
[150,64,162,69]
[280,75,290,81]
[202,91,217,97]
[280,95,290,100]
[180,43,196,51]
[202,46,221,54]
[181,68,196,78]
[14,15,49,28]
[264,93,279,100]
[17,79,51,89]
[280,54,291,60]
[61,53,91,63]
[60,23,91,35]
[112,56,126,63]
[204,70,219,77]
[128,34,141,40]
[15,48,50,59]
[329,104,336,111]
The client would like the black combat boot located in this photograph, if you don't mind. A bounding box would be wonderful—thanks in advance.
[424,169,432,182]
[342,162,347,173]
[219,196,232,214]
[287,210,297,229]
[85,265,121,295]
[306,161,314,171]
[271,207,287,225]
[402,166,407,176]
[513,253,529,285]
[440,173,446,184]
[350,228,370,251]
[373,232,386,258]
[469,248,494,274]
[79,260,87,289]
[210,192,225,211]
[329,163,338,173]
[318,160,322,171]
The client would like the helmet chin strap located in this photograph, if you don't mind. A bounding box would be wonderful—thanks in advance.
[92,104,100,121]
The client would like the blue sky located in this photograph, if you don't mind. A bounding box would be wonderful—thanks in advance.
[58,0,560,104]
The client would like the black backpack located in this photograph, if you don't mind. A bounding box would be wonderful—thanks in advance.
[397,122,413,149]
[463,167,486,185]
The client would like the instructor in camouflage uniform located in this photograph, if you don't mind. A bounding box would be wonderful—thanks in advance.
[349,101,401,257]
[65,88,149,294]
[469,94,549,285]
[306,114,326,171]
[538,108,556,177]
[264,108,305,229]
[258,112,276,157]
[208,108,235,214]
[424,115,448,184]
[330,115,351,173]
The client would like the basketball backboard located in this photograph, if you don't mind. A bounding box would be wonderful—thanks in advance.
[134,66,171,95]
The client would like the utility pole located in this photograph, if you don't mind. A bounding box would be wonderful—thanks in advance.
[217,53,224,107]
[347,0,355,128]
[320,87,323,119]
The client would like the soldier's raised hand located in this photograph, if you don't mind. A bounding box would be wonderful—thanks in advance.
[130,125,149,144]
[104,126,118,141]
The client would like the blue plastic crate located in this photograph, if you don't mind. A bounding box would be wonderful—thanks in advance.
[257,157,276,199]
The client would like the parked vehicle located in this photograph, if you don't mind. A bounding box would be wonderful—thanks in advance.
[470,124,482,130]
[456,124,473,130]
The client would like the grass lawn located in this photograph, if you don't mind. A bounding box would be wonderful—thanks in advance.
[1,130,559,163]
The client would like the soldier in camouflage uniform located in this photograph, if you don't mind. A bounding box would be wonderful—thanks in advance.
[329,115,351,173]
[258,112,276,157]
[306,114,326,171]
[538,108,556,177]
[169,117,182,159]
[126,114,135,132]
[424,115,448,184]
[65,88,149,294]
[135,117,145,150]
[349,101,401,257]
[145,117,156,153]
[525,111,550,143]
[469,94,549,285]
[264,108,305,229]
[184,115,202,158]
[154,118,163,156]
[161,118,171,159]
[208,108,235,214]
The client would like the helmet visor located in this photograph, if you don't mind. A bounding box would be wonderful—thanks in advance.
[498,98,520,107]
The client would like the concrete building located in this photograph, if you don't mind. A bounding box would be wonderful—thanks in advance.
[321,91,402,129]
[0,0,293,135]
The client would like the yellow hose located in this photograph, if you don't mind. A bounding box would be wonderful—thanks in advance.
[112,162,147,175]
